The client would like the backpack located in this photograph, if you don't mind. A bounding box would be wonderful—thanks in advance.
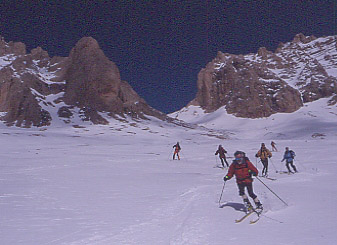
[290,150,295,158]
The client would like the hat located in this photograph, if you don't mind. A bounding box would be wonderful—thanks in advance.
[234,151,245,157]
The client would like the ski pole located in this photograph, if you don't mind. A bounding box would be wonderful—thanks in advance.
[218,181,226,207]
[179,151,185,161]
[168,148,174,160]
[295,159,306,171]
[256,176,288,206]
[215,155,219,165]
[269,158,278,172]
[259,213,284,224]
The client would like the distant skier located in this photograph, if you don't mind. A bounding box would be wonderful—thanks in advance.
[271,141,278,152]
[173,142,181,160]
[255,143,272,176]
[215,145,229,168]
[281,147,298,173]
[223,151,263,213]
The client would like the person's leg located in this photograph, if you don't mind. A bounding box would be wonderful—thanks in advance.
[265,159,269,176]
[246,183,262,209]
[220,157,225,167]
[238,183,252,212]
[224,157,229,167]
[290,160,297,172]
[246,183,257,200]
[286,162,292,172]
[261,159,267,176]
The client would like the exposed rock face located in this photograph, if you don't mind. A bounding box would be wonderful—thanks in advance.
[0,37,66,127]
[189,33,337,118]
[0,36,163,127]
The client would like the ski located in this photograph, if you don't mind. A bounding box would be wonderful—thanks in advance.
[249,216,261,224]
[276,171,294,175]
[248,208,263,224]
[260,176,277,181]
[235,211,254,223]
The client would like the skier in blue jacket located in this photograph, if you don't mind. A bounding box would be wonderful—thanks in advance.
[281,147,298,173]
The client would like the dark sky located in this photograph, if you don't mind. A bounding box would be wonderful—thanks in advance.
[1,1,336,113]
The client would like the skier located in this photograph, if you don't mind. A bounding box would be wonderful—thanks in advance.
[255,143,272,177]
[271,141,278,152]
[223,151,263,213]
[215,145,229,168]
[281,147,298,173]
[172,142,181,160]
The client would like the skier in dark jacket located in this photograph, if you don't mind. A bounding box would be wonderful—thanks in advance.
[281,147,298,173]
[224,151,263,213]
[271,141,278,152]
[173,142,181,160]
[255,143,272,177]
[215,145,229,168]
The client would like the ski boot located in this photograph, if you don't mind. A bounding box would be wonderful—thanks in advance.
[254,198,263,214]
[243,198,253,213]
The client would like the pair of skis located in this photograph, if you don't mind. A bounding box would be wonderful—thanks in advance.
[276,170,295,175]
[235,209,262,224]
[259,175,277,181]
[213,165,227,170]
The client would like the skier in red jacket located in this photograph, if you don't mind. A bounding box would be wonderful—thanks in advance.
[172,142,181,160]
[215,145,229,168]
[224,151,263,213]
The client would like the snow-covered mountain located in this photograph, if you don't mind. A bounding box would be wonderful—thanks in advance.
[184,33,337,118]
[0,36,165,128]
[2,33,336,136]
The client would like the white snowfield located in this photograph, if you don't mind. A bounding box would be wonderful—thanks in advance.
[1,97,337,245]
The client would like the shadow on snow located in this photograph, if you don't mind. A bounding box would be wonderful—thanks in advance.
[219,202,246,213]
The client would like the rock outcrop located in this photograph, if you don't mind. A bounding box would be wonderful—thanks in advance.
[189,34,337,118]
[0,36,163,127]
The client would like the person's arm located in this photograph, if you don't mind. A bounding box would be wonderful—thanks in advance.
[224,164,234,181]
[247,161,258,176]
[268,150,272,158]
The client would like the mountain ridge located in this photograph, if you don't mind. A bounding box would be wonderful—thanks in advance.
[0,36,164,127]
[187,33,337,118]
[1,33,336,129]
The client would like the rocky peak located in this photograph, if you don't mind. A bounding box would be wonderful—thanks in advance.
[0,37,26,56]
[188,33,337,118]
[292,33,317,44]
[257,47,273,59]
[30,47,49,60]
[0,36,164,127]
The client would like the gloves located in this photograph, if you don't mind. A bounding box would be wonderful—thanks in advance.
[248,170,257,177]
[223,175,230,182]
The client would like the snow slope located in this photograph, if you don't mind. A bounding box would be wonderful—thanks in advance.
[1,113,337,244]
[170,97,337,140]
